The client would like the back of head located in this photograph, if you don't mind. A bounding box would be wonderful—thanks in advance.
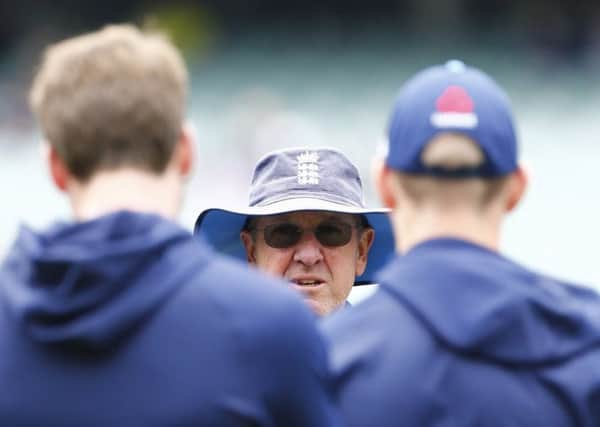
[384,60,518,209]
[30,24,188,182]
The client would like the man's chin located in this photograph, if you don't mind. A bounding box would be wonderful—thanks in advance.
[303,298,323,316]
[304,297,341,317]
[288,283,346,316]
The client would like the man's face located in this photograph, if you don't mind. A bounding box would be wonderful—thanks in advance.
[240,211,374,316]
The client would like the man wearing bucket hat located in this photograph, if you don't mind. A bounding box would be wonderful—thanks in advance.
[322,60,600,426]
[194,147,394,316]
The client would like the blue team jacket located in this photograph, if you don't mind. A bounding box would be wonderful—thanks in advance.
[323,238,600,426]
[0,211,338,427]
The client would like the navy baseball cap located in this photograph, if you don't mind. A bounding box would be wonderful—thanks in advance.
[194,147,395,285]
[386,60,518,177]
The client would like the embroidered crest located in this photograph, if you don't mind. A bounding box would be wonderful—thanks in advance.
[430,85,478,129]
[296,151,320,185]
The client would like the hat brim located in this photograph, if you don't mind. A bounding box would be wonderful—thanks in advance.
[194,197,395,285]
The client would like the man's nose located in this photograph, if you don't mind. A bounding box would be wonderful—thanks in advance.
[292,231,324,266]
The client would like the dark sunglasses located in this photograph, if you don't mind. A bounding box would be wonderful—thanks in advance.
[254,221,356,249]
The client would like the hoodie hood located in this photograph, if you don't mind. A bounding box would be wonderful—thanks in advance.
[378,238,600,365]
[0,211,206,349]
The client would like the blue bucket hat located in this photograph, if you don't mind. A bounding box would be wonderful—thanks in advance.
[194,147,395,285]
[386,60,518,177]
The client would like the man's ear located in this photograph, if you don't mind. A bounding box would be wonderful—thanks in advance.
[46,143,69,192]
[374,162,398,210]
[173,123,195,178]
[355,228,375,277]
[506,164,528,213]
[240,230,257,264]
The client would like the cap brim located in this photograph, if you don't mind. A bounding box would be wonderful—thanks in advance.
[194,198,395,285]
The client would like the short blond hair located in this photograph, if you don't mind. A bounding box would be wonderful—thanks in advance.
[30,24,188,181]
[421,133,485,170]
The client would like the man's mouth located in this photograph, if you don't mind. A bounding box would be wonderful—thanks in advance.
[292,279,324,287]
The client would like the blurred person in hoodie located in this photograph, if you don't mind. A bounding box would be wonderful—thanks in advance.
[322,60,600,426]
[0,24,338,427]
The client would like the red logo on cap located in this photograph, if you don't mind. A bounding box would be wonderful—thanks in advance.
[430,85,478,129]
[436,86,474,113]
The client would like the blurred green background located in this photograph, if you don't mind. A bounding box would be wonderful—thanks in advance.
[2,0,600,290]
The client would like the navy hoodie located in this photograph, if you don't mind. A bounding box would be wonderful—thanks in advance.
[0,211,339,427]
[323,238,600,426]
